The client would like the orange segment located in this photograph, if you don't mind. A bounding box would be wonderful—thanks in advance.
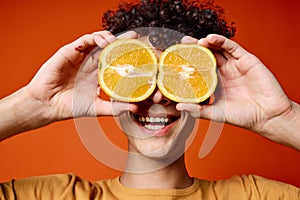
[98,39,158,102]
[106,44,155,66]
[100,64,157,101]
[158,44,217,103]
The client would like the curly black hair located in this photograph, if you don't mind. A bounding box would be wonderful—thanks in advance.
[102,0,236,49]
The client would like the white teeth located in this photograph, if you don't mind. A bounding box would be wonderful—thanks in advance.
[139,116,146,122]
[145,124,165,130]
[155,118,160,122]
[138,116,170,124]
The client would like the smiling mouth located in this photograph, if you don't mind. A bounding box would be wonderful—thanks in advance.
[132,114,180,131]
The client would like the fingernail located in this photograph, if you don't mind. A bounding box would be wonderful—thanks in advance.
[176,104,182,110]
[197,38,208,47]
[96,87,101,96]
[181,36,197,44]
[106,35,116,43]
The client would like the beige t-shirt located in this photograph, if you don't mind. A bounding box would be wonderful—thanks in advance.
[0,174,299,199]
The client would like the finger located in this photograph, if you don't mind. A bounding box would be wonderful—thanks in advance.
[95,30,116,43]
[73,33,98,52]
[176,103,201,118]
[94,31,138,49]
[208,94,215,105]
[177,103,224,122]
[116,31,138,39]
[181,36,198,44]
[213,51,228,67]
[96,85,101,97]
[94,31,116,48]
[197,38,209,47]
[95,100,137,116]
[205,34,248,59]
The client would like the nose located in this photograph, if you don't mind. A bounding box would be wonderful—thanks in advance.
[146,87,171,105]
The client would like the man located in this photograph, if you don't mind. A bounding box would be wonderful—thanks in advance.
[0,0,299,199]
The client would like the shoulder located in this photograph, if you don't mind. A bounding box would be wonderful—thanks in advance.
[1,173,106,199]
[195,175,300,200]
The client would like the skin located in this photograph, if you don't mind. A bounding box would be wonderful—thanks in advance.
[114,36,196,188]
[0,31,137,140]
[117,36,192,159]
[118,88,195,189]
[179,35,300,150]
[0,31,299,189]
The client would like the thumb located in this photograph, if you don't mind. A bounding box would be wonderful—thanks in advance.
[95,100,137,116]
[177,103,224,122]
[176,103,201,118]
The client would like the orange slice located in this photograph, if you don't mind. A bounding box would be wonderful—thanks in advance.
[98,39,158,102]
[158,44,217,103]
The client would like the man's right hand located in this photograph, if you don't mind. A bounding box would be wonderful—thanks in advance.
[0,31,137,140]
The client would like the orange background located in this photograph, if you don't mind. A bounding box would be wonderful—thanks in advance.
[0,0,300,187]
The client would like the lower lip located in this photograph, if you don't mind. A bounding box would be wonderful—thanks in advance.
[137,121,177,137]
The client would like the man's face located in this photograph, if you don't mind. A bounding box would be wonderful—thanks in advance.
[118,90,195,159]
[117,36,196,159]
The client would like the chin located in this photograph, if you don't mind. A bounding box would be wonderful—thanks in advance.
[129,134,182,159]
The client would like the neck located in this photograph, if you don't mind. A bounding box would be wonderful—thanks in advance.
[120,155,193,189]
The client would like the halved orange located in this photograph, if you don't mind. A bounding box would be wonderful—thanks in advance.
[98,39,158,102]
[157,44,217,103]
